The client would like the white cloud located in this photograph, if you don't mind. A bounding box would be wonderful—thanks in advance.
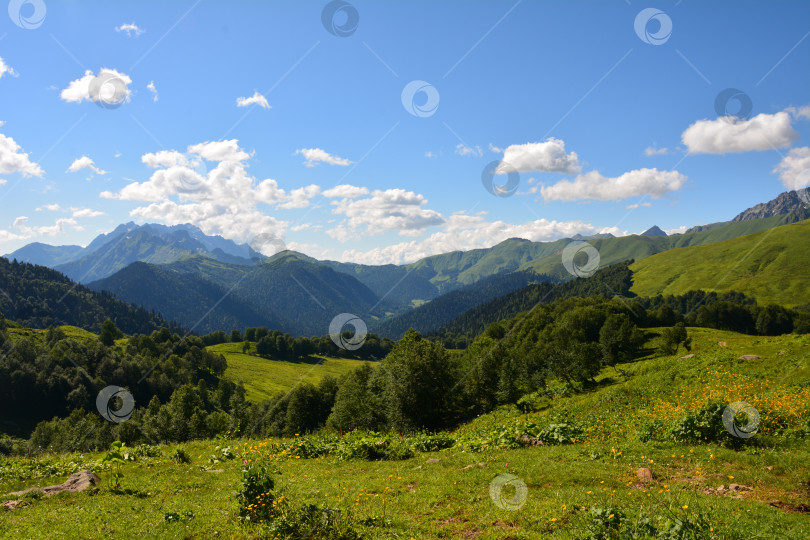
[455,144,483,157]
[101,139,312,242]
[36,203,61,211]
[786,105,810,120]
[236,91,270,109]
[338,212,626,265]
[188,140,249,162]
[280,185,321,209]
[142,150,189,168]
[0,216,84,245]
[294,148,352,167]
[0,133,44,177]
[323,184,368,198]
[115,22,144,37]
[625,202,652,209]
[147,81,158,102]
[488,143,503,153]
[71,207,105,218]
[0,178,6,185]
[681,111,798,154]
[0,57,17,79]
[540,168,687,202]
[499,138,581,174]
[327,189,445,241]
[60,68,132,105]
[665,225,688,235]
[772,146,810,190]
[67,155,107,175]
[424,151,437,158]
[645,146,669,156]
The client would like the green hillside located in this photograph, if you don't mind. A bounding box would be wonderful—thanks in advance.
[631,219,810,306]
[518,208,810,279]
[0,257,180,335]
[2,328,807,539]
[208,342,372,402]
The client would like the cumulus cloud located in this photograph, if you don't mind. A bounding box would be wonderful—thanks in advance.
[115,22,144,37]
[60,68,132,105]
[325,189,446,241]
[498,138,581,174]
[294,148,352,167]
[236,91,270,109]
[772,147,810,190]
[455,144,483,157]
[0,57,17,79]
[337,212,625,265]
[67,155,107,175]
[147,81,158,102]
[71,207,105,218]
[0,133,43,177]
[682,111,798,154]
[141,150,189,168]
[786,105,810,120]
[188,140,250,162]
[36,203,61,211]
[323,184,369,199]
[0,216,84,245]
[280,185,321,209]
[540,168,687,202]
[645,146,670,156]
[100,139,317,241]
[665,225,689,235]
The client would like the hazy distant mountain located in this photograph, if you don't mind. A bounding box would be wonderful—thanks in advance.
[3,242,84,267]
[6,222,256,284]
[641,225,667,237]
[53,224,254,283]
[732,190,809,222]
[7,190,810,336]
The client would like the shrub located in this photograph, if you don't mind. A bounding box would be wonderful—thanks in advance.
[237,463,278,523]
[171,448,191,464]
[526,421,583,445]
[267,503,361,539]
[669,401,729,444]
[336,434,414,461]
[637,420,665,443]
[409,432,456,453]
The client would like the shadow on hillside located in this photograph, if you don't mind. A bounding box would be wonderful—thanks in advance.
[254,354,331,365]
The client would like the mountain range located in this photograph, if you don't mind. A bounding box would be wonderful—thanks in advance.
[3,190,809,337]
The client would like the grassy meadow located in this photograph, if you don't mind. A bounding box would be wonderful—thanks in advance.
[1,328,808,538]
[210,342,371,402]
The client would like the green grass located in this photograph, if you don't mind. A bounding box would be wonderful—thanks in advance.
[209,342,372,401]
[2,329,808,538]
[7,325,98,342]
[630,219,810,306]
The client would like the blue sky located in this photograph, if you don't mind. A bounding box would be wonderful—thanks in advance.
[1,0,809,264]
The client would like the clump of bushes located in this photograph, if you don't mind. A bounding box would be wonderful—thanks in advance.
[669,400,735,445]
[583,505,723,540]
[237,463,361,538]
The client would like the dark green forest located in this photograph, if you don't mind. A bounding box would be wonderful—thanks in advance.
[0,258,181,335]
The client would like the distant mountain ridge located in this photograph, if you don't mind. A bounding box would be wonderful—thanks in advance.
[3,190,809,337]
[731,190,809,222]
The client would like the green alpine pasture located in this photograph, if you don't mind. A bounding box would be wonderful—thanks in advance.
[2,328,808,538]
